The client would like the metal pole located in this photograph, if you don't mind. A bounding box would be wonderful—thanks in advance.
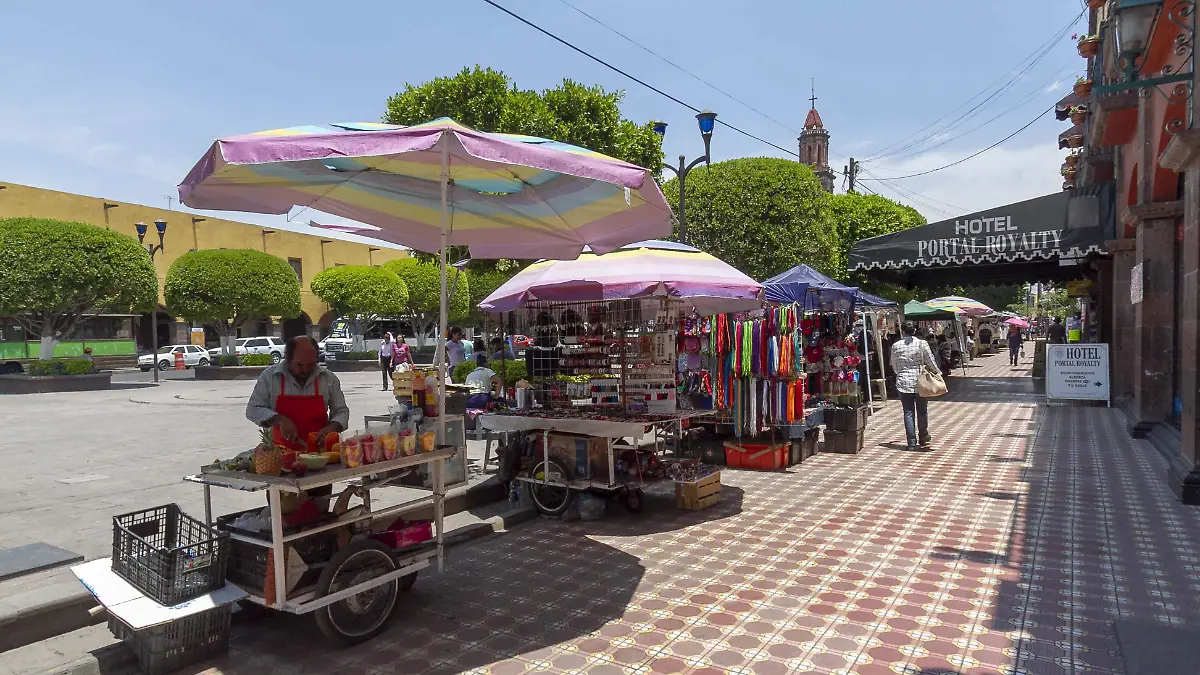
[437,136,449,419]
[677,155,687,245]
[861,311,873,413]
[150,306,159,383]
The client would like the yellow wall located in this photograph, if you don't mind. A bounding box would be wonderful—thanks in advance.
[0,182,410,325]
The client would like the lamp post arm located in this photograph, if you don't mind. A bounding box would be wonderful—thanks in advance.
[686,154,709,173]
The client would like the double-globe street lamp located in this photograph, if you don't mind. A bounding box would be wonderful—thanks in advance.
[135,219,167,383]
[652,110,717,245]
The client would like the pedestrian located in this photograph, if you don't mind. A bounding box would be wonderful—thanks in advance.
[1007,324,1023,366]
[936,334,952,377]
[393,336,413,369]
[379,332,396,390]
[446,327,467,368]
[1047,317,1067,344]
[890,322,939,450]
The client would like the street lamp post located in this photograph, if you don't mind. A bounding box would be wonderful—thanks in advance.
[653,110,717,245]
[136,220,167,383]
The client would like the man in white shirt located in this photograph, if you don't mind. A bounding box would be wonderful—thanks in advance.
[891,322,939,450]
[464,354,499,408]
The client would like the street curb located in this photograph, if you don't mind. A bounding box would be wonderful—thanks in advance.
[37,505,536,675]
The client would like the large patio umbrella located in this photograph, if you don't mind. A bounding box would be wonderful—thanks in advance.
[926,295,993,317]
[479,240,762,314]
[178,118,674,414]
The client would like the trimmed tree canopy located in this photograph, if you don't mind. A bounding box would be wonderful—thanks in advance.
[384,66,664,175]
[310,265,409,320]
[0,217,158,357]
[164,249,301,336]
[828,192,926,275]
[663,158,839,282]
[382,258,469,347]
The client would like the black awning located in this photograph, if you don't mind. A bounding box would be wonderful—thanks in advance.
[848,183,1114,285]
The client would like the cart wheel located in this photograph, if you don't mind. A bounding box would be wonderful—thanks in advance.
[621,488,645,514]
[529,459,573,516]
[313,539,400,646]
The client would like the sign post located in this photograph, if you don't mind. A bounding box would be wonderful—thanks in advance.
[1045,343,1110,406]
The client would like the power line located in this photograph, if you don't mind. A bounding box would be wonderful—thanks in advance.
[480,0,808,161]
[552,0,846,159]
[860,103,1055,181]
[860,167,969,215]
[864,9,1083,163]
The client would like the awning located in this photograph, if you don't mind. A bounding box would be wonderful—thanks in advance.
[1055,91,1084,121]
[857,291,898,309]
[848,183,1114,286]
[1058,123,1084,149]
[903,300,958,321]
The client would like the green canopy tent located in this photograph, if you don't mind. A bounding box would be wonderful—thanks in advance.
[903,301,968,376]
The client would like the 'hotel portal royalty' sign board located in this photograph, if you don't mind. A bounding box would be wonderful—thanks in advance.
[1046,344,1110,405]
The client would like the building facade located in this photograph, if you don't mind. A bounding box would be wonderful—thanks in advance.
[798,107,836,193]
[0,182,410,360]
[1068,1,1200,504]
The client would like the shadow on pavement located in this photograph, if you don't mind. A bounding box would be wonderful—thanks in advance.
[941,377,1044,404]
[109,382,159,390]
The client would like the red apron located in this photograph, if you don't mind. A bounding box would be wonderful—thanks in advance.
[271,373,328,451]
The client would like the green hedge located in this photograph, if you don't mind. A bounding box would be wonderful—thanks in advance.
[242,354,274,366]
[26,359,94,376]
[341,350,378,361]
[218,354,241,366]
[450,358,527,385]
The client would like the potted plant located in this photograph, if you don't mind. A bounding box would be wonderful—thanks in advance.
[1069,105,1088,125]
[1075,77,1094,97]
[1067,134,1085,148]
[1061,167,1078,179]
[1088,0,1106,8]
[1066,152,1080,169]
[1076,34,1101,58]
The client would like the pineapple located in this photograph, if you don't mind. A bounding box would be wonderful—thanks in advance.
[254,427,283,477]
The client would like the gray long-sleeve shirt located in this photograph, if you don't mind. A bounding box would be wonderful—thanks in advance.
[890,336,938,395]
[245,362,350,430]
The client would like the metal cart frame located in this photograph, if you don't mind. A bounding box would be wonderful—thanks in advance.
[184,448,453,621]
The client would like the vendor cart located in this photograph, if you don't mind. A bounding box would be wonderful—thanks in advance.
[480,411,712,516]
[184,446,454,645]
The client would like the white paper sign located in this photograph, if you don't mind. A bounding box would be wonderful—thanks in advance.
[1131,263,1143,305]
[1046,344,1110,403]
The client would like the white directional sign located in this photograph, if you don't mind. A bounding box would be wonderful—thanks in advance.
[1046,344,1110,404]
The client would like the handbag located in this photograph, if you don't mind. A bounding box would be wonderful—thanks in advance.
[918,368,947,398]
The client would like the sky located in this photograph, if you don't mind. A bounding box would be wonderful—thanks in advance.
[0,0,1088,235]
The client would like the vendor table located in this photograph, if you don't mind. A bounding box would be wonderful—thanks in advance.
[184,447,453,643]
[479,411,713,515]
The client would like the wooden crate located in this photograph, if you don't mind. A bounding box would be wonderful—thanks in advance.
[675,472,721,510]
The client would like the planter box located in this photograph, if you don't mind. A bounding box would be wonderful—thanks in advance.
[0,372,112,394]
[325,359,379,372]
[194,366,268,381]
[825,405,868,432]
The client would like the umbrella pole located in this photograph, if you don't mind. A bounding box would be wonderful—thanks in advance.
[862,312,873,414]
[437,138,449,419]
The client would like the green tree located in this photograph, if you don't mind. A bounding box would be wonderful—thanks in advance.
[384,66,663,174]
[829,192,926,276]
[0,217,158,359]
[466,264,519,328]
[663,158,839,282]
[164,249,301,355]
[310,266,409,348]
[382,258,470,348]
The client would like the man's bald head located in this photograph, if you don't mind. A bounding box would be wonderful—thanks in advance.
[286,336,319,380]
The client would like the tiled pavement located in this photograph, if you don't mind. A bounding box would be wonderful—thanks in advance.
[191,354,1200,675]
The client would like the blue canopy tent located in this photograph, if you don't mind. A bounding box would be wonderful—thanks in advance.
[762,264,858,310]
[856,290,898,310]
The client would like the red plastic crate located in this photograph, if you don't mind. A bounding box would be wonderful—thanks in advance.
[723,441,787,470]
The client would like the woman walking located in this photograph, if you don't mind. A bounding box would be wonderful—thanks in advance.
[379,332,396,390]
[1007,323,1023,366]
[890,322,939,450]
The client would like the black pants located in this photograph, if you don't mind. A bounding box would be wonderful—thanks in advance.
[380,354,393,388]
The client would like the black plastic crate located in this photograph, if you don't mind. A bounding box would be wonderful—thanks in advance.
[222,529,336,594]
[109,606,231,675]
[112,504,229,606]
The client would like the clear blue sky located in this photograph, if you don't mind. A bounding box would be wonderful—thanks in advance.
[0,0,1087,229]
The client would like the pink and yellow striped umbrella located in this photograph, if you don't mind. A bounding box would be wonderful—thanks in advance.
[178,118,673,260]
[925,295,993,317]
[479,240,762,314]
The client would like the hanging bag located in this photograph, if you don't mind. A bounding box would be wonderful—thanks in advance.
[917,368,947,398]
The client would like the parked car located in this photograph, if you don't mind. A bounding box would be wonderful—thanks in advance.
[138,345,210,371]
[510,335,532,350]
[209,336,325,363]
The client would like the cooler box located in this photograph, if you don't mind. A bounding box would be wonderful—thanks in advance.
[724,441,787,470]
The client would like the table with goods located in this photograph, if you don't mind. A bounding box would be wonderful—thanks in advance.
[479,298,718,516]
[73,419,460,675]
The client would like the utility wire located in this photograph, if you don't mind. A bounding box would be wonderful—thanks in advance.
[861,167,968,215]
[860,103,1055,181]
[864,8,1083,163]
[481,0,807,161]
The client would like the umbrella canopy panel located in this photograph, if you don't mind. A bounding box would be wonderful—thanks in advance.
[925,295,993,317]
[761,264,858,310]
[179,118,673,261]
[903,300,959,321]
[478,240,762,315]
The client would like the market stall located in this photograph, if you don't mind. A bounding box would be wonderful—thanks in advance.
[903,300,968,376]
[477,241,761,515]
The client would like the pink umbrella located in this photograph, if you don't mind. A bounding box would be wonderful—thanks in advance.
[1005,317,1030,329]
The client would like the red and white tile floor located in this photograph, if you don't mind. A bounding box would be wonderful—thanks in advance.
[200,356,1200,675]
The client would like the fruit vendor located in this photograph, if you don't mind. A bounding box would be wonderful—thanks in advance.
[246,336,349,457]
